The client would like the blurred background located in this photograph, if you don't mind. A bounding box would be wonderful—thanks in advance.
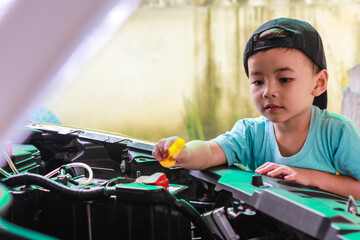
[38,0,360,142]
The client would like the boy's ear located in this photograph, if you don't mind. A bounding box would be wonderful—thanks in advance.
[312,69,328,97]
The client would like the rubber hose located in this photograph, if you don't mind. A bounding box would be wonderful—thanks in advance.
[1,173,110,201]
[165,191,216,240]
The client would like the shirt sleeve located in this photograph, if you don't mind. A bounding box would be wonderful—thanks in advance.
[212,119,258,171]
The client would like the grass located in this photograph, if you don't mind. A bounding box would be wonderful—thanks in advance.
[183,98,205,141]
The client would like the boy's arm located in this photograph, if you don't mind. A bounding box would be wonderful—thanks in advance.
[153,138,227,170]
[310,171,360,200]
[179,140,227,170]
[255,163,360,200]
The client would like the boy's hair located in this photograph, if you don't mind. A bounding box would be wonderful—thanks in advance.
[243,18,327,109]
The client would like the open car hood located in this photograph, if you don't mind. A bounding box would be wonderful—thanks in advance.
[0,1,360,240]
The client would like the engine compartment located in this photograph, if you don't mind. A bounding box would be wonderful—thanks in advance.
[0,123,359,240]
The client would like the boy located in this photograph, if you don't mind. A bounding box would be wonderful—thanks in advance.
[152,18,360,199]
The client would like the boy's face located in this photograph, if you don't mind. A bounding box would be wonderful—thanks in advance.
[247,48,320,125]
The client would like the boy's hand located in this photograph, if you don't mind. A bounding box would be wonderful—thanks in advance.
[256,162,360,200]
[152,137,190,167]
[255,162,312,186]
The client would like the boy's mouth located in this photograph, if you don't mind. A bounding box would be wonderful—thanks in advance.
[264,104,282,111]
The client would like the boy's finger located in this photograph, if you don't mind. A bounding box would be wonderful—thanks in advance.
[256,162,273,170]
[255,162,277,174]
[152,149,161,161]
[284,174,296,181]
[153,143,165,161]
[267,166,290,178]
[160,140,171,158]
[154,142,166,160]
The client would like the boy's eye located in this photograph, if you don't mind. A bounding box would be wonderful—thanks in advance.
[252,80,264,85]
[279,78,292,83]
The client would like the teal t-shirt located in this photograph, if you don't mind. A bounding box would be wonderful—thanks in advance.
[213,106,360,180]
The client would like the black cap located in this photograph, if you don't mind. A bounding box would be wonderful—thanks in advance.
[243,18,327,109]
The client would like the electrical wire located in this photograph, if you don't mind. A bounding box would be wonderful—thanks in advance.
[0,167,11,177]
[3,151,19,174]
[1,173,109,201]
[103,176,134,188]
[44,162,93,186]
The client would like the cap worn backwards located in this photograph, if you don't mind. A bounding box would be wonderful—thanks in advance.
[243,18,327,109]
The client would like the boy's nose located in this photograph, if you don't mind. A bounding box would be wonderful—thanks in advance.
[263,82,278,98]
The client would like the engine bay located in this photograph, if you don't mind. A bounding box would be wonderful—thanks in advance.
[0,123,359,240]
